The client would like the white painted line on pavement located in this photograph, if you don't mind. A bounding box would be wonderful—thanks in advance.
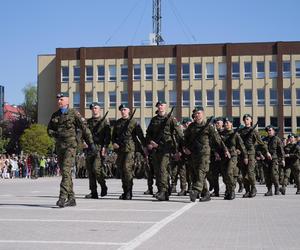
[118,202,196,250]
[0,218,156,224]
[0,240,125,246]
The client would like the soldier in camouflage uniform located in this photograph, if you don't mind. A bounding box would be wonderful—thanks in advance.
[47,93,96,208]
[263,125,285,196]
[112,104,146,200]
[239,114,270,198]
[85,102,111,199]
[281,133,300,195]
[220,117,248,200]
[183,107,230,202]
[146,101,184,201]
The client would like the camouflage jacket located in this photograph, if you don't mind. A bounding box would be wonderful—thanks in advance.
[284,143,300,166]
[220,129,248,158]
[87,116,111,148]
[266,135,285,160]
[47,108,93,148]
[112,118,146,153]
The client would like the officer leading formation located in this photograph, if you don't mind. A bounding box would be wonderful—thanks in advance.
[48,98,300,207]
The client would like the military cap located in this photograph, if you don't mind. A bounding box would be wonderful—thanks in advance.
[155,100,167,107]
[214,117,223,123]
[56,92,69,98]
[287,133,296,139]
[118,103,129,111]
[223,116,233,123]
[243,113,252,120]
[182,118,193,124]
[265,125,276,131]
[192,106,204,113]
[89,102,101,110]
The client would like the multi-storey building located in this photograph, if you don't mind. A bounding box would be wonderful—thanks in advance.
[38,42,300,136]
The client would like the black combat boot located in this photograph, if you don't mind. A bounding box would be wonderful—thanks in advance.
[171,185,177,194]
[224,190,230,200]
[274,186,280,195]
[296,188,300,195]
[156,191,169,201]
[100,184,108,197]
[119,187,127,200]
[144,188,153,195]
[279,186,286,195]
[177,189,187,196]
[264,187,273,196]
[65,198,76,207]
[238,183,244,193]
[85,192,98,199]
[229,191,235,200]
[200,192,211,202]
[249,186,257,198]
[189,190,198,202]
[56,198,66,208]
[210,192,219,197]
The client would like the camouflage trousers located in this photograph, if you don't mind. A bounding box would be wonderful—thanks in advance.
[208,160,222,193]
[152,150,171,193]
[241,154,256,192]
[116,151,135,192]
[170,159,187,191]
[221,156,238,193]
[191,155,210,194]
[86,152,106,193]
[292,163,300,190]
[263,159,279,188]
[279,166,291,187]
[57,146,76,200]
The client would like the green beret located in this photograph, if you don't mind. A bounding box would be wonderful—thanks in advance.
[192,106,204,113]
[56,92,69,98]
[155,100,167,107]
[223,116,233,123]
[89,102,101,109]
[243,114,252,120]
[119,103,129,111]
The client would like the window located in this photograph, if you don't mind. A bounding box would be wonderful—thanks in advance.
[73,66,80,82]
[73,92,80,108]
[157,90,165,102]
[257,89,265,106]
[61,66,69,82]
[284,117,292,133]
[296,61,300,78]
[85,92,93,108]
[270,89,278,105]
[283,61,291,78]
[121,65,128,81]
[86,66,93,81]
[256,62,265,79]
[121,92,128,106]
[97,92,104,107]
[169,90,177,106]
[182,64,190,80]
[133,91,141,107]
[296,89,300,105]
[270,117,278,128]
[145,91,153,107]
[206,90,214,106]
[145,64,153,80]
[194,90,202,106]
[194,63,202,80]
[219,63,226,80]
[233,117,240,128]
[133,64,141,80]
[257,117,265,130]
[284,88,291,105]
[232,90,240,106]
[109,92,116,107]
[97,65,105,81]
[232,62,240,79]
[206,63,214,79]
[269,61,277,78]
[169,64,176,80]
[219,90,226,106]
[244,89,252,106]
[157,64,165,80]
[145,118,152,128]
[244,62,252,79]
[109,65,116,81]
[297,117,300,129]
[182,90,190,107]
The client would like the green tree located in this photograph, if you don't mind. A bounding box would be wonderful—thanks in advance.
[20,124,54,156]
[22,83,37,123]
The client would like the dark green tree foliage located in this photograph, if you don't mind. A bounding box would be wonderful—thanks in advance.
[20,124,54,155]
[22,83,37,123]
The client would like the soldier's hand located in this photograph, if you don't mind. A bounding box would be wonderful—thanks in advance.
[244,158,249,165]
[101,147,107,157]
[183,147,191,155]
[236,149,241,155]
[147,144,153,150]
[266,152,272,160]
[113,143,119,149]
[150,140,158,148]
[225,151,231,159]
[282,160,286,167]
[215,152,221,161]
[174,152,181,161]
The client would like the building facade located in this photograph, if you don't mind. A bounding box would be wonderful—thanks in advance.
[37,42,300,136]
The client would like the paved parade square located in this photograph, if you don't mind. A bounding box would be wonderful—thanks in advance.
[0,178,300,250]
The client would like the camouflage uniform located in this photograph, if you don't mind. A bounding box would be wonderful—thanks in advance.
[48,108,94,207]
[86,115,111,198]
[146,113,183,201]
[112,117,145,200]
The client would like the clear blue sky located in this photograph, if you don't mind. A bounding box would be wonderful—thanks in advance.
[0,0,299,105]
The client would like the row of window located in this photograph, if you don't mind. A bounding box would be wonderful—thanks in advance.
[70,88,300,109]
[61,60,300,82]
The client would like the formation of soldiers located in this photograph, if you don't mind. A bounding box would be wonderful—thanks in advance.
[47,93,300,208]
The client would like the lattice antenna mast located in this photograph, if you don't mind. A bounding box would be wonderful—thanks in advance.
[152,0,164,45]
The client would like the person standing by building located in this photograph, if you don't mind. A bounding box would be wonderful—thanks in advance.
[47,93,96,208]
[85,102,111,199]
[112,104,146,200]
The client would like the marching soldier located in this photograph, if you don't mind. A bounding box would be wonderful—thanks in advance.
[47,93,96,208]
[85,102,111,199]
[112,104,146,200]
[146,101,184,201]
[183,107,230,202]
